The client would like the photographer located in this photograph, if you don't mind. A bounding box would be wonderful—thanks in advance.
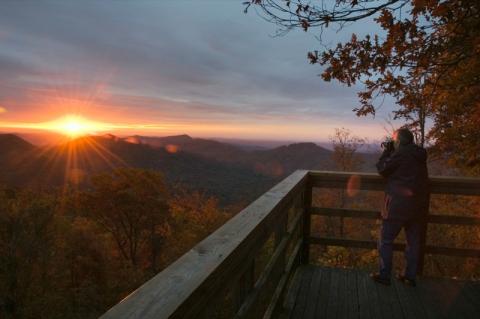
[370,128,429,287]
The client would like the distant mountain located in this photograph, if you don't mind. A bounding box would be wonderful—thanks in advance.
[247,142,335,176]
[210,137,290,150]
[127,135,339,176]
[0,134,38,186]
[0,133,35,153]
[17,131,68,146]
[127,134,248,163]
[0,133,378,205]
[0,134,274,205]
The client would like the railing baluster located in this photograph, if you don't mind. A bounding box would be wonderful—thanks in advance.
[235,259,255,311]
[302,180,313,264]
[275,213,287,247]
[417,192,431,276]
[274,213,287,278]
[307,172,480,276]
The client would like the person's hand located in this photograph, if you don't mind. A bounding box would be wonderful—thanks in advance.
[380,147,393,159]
[381,139,395,154]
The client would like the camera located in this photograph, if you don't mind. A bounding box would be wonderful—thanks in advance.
[381,138,395,152]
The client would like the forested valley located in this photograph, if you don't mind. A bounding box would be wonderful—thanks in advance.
[1,129,478,318]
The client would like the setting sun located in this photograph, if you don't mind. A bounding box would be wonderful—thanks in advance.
[45,115,108,138]
[56,116,92,137]
[0,113,179,138]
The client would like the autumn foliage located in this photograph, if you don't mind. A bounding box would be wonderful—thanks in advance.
[247,0,480,173]
[0,169,229,319]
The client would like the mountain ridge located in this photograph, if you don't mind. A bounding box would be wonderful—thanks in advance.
[0,133,376,205]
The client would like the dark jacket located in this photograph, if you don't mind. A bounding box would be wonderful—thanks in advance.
[376,143,429,221]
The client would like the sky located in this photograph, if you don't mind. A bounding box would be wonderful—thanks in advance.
[0,0,402,142]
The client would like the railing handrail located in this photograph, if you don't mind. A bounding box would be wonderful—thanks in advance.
[310,207,480,225]
[102,170,480,318]
[101,170,309,319]
[306,170,480,272]
[309,170,480,195]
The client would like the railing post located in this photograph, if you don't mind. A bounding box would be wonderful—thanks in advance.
[274,213,287,247]
[417,192,430,276]
[235,259,255,311]
[301,179,312,264]
[274,213,288,273]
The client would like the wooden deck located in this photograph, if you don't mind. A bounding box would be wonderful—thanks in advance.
[283,265,480,319]
[101,171,480,319]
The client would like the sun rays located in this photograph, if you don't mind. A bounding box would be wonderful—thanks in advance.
[0,115,109,138]
[0,113,178,193]
[0,114,178,139]
[0,116,99,138]
[36,134,131,213]
[1,113,180,199]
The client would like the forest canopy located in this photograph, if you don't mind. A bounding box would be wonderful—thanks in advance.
[0,169,229,319]
[246,0,480,174]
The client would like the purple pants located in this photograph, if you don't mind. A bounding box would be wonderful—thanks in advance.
[378,219,422,280]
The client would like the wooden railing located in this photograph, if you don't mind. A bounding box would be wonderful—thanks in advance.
[307,171,480,275]
[101,170,310,319]
[101,170,480,319]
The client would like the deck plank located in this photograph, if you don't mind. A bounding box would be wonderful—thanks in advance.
[462,281,480,314]
[346,270,359,319]
[314,266,331,319]
[325,268,342,319]
[416,277,446,319]
[339,270,358,319]
[291,266,315,318]
[335,268,348,319]
[434,278,478,319]
[393,276,427,319]
[285,266,480,319]
[303,267,323,319]
[282,266,304,318]
[377,276,404,319]
[356,270,371,319]
[362,270,382,319]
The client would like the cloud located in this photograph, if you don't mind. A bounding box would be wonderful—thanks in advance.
[0,106,6,114]
[0,1,399,140]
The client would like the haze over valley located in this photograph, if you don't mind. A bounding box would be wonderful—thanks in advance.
[0,132,380,206]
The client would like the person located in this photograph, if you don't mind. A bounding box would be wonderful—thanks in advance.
[370,128,429,287]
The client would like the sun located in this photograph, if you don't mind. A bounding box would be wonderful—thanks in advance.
[47,115,108,138]
[62,119,85,137]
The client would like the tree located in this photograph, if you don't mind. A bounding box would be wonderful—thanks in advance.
[330,127,365,173]
[0,187,57,319]
[167,190,228,256]
[329,127,365,236]
[245,0,480,172]
[0,172,228,318]
[81,169,170,269]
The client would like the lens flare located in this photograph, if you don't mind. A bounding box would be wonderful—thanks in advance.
[346,174,361,197]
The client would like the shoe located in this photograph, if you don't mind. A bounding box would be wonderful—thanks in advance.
[396,274,416,287]
[370,272,391,286]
